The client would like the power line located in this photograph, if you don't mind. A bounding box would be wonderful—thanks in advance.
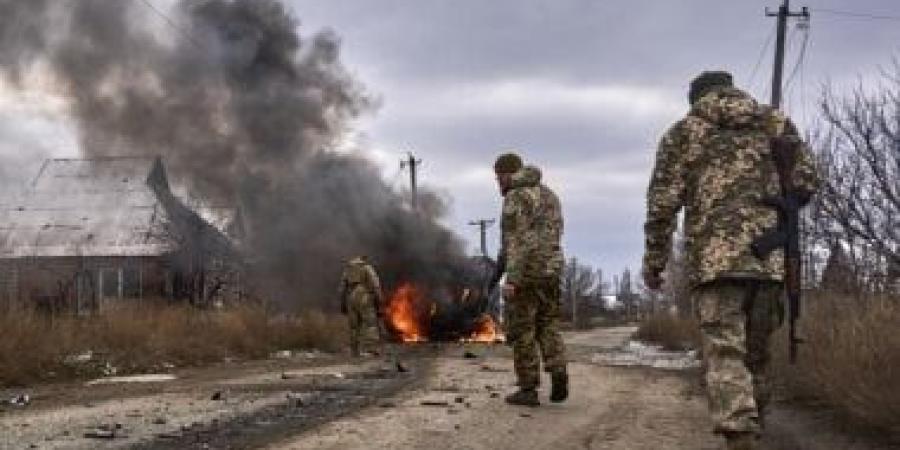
[747,24,776,92]
[815,7,900,23]
[784,22,810,95]
[137,0,205,50]
[800,40,809,127]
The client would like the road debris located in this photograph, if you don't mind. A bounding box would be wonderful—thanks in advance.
[287,392,308,407]
[463,351,478,359]
[271,350,293,359]
[85,374,177,385]
[84,423,123,439]
[9,394,30,407]
[420,400,450,407]
[64,351,94,364]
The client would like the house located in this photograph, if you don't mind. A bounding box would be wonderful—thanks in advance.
[0,157,243,313]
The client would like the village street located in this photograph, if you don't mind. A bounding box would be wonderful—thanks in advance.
[1,327,893,450]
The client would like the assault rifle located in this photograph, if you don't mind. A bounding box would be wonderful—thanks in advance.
[750,135,810,364]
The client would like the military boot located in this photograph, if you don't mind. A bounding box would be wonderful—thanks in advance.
[724,432,756,450]
[504,388,539,407]
[550,367,569,403]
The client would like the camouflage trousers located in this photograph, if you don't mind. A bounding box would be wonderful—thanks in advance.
[695,279,783,436]
[347,287,381,357]
[506,277,567,389]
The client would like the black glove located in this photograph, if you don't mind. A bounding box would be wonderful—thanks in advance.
[490,252,507,288]
[642,269,664,291]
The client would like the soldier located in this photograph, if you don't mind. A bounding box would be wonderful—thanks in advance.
[494,153,568,407]
[338,256,385,357]
[642,71,818,450]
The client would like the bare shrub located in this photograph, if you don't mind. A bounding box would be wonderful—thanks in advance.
[773,292,900,435]
[0,304,348,387]
[634,313,701,351]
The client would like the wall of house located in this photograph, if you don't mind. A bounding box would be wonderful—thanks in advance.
[0,256,170,314]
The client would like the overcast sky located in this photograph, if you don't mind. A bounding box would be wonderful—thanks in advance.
[3,0,900,282]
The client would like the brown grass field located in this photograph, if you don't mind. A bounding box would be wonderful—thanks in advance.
[0,303,347,387]
[772,292,900,435]
[637,291,900,436]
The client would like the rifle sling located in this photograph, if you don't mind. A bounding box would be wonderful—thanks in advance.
[741,280,761,355]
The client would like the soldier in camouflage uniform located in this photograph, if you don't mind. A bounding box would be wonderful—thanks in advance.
[338,256,385,357]
[494,153,568,407]
[642,71,818,450]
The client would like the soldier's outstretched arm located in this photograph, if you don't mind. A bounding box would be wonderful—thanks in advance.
[643,121,689,287]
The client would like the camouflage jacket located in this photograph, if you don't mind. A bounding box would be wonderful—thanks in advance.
[339,258,383,303]
[501,166,565,285]
[643,87,819,286]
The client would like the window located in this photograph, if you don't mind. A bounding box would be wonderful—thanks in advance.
[99,268,121,299]
[123,267,141,298]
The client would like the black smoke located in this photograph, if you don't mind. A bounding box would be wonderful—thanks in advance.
[0,0,469,308]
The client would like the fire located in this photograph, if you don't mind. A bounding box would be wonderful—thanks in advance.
[464,313,505,343]
[386,283,430,342]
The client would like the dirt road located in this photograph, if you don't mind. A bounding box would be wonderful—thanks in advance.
[268,326,721,450]
[2,327,894,449]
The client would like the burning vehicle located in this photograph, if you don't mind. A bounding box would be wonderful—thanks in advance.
[383,256,504,343]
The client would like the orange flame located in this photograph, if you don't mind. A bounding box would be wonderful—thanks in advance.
[463,313,505,343]
[386,283,429,342]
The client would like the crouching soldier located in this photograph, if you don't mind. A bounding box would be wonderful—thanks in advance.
[339,256,385,357]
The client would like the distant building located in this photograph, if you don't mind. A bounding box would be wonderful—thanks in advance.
[0,157,243,313]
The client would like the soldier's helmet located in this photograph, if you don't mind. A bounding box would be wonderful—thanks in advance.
[688,71,734,105]
[494,152,524,174]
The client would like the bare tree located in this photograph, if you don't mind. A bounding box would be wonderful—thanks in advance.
[561,257,597,327]
[662,232,692,317]
[813,63,900,294]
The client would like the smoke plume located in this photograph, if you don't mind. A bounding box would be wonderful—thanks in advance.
[0,0,469,308]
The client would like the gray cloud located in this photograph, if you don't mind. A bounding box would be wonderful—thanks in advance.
[3,0,898,281]
[286,0,900,277]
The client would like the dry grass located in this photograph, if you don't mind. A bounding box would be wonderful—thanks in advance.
[773,292,900,435]
[0,303,347,387]
[634,313,702,351]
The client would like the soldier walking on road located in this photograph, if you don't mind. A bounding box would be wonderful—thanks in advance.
[494,153,568,407]
[642,71,819,450]
[339,256,385,358]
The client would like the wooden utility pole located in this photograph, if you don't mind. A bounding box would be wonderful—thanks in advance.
[766,0,809,109]
[468,218,495,257]
[400,152,422,211]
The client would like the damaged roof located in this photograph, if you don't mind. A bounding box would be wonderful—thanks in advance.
[0,157,193,258]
